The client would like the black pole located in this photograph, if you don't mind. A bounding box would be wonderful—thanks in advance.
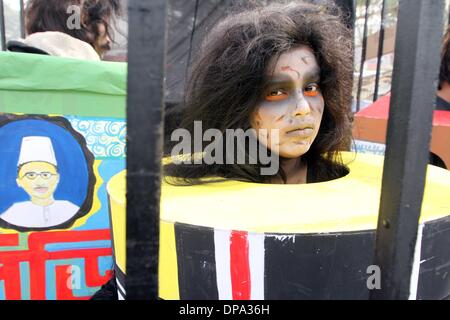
[370,0,445,300]
[0,0,6,51]
[126,0,167,300]
[373,0,387,102]
[334,0,356,30]
[184,0,199,85]
[19,0,25,38]
[356,0,371,112]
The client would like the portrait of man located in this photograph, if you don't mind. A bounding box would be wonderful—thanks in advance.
[0,136,80,228]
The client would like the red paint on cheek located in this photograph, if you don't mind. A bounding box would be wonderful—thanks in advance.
[281,66,301,79]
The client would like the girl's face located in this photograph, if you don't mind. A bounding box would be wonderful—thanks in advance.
[251,45,325,159]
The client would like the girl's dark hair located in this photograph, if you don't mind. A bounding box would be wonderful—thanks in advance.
[439,26,450,89]
[25,0,121,49]
[165,0,354,184]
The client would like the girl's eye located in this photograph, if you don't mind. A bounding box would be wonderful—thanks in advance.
[265,89,288,101]
[304,84,320,97]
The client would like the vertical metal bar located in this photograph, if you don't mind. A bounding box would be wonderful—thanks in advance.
[356,0,371,112]
[373,0,387,101]
[370,0,445,300]
[126,0,167,300]
[0,0,6,51]
[334,0,356,30]
[19,0,25,38]
[184,0,199,85]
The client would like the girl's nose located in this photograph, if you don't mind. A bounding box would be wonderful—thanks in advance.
[293,93,311,116]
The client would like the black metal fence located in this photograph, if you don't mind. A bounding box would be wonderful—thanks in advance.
[0,0,24,51]
[0,0,448,300]
[354,0,448,112]
[354,0,395,111]
[0,0,6,51]
[371,0,445,299]
[126,0,446,300]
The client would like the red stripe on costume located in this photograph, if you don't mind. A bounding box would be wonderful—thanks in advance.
[229,231,251,300]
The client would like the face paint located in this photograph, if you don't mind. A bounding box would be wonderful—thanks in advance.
[301,55,312,65]
[281,66,301,79]
[251,45,325,159]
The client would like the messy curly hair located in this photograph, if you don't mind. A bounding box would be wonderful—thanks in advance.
[25,0,121,52]
[165,0,354,184]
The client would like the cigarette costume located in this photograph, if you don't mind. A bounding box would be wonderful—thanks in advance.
[107,152,450,300]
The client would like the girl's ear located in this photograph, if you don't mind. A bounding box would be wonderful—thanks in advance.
[80,0,92,29]
[250,110,261,128]
[81,10,89,29]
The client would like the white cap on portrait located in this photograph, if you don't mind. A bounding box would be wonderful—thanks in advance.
[17,136,58,166]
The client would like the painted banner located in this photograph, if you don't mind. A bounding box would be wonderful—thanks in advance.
[0,52,126,300]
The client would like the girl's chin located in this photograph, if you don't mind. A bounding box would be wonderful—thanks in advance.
[276,145,311,159]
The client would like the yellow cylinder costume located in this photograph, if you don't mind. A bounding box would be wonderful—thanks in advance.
[107,152,450,300]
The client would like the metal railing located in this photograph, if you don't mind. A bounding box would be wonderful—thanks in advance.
[0,0,25,51]
[353,0,449,111]
[126,0,167,300]
[356,0,372,112]
[0,0,447,300]
[0,0,6,51]
[371,0,445,299]
[125,0,446,300]
[19,0,25,38]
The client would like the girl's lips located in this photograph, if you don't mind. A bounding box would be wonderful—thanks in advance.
[285,127,314,137]
[34,187,49,194]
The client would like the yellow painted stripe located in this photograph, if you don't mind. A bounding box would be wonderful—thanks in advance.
[158,221,180,300]
[107,152,450,235]
[109,193,126,272]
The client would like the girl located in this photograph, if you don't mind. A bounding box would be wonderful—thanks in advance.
[165,0,353,185]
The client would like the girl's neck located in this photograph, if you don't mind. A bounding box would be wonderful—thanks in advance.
[271,157,308,184]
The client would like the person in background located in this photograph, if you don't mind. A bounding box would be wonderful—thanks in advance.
[7,0,121,60]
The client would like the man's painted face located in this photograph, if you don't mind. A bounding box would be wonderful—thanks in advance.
[251,45,325,159]
[17,162,60,200]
